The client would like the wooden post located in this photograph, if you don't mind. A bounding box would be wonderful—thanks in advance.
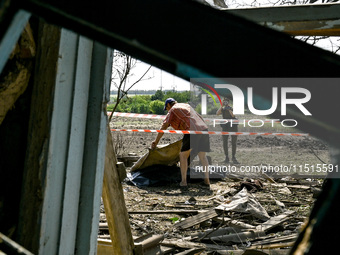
[17,22,61,253]
[102,126,134,254]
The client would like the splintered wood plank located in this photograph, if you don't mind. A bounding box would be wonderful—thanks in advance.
[251,233,298,246]
[174,209,219,229]
[287,185,311,190]
[213,217,256,229]
[102,128,134,254]
[161,239,228,251]
[249,241,295,250]
[256,210,295,232]
[97,239,114,255]
[206,250,289,255]
[128,210,199,215]
[210,230,266,243]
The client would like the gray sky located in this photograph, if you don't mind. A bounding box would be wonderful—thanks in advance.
[118,61,191,91]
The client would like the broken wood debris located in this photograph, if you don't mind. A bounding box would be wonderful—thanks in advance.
[117,154,140,167]
[210,230,266,244]
[161,239,229,251]
[251,233,298,246]
[128,209,200,215]
[212,250,289,255]
[116,161,127,182]
[174,208,219,229]
[249,241,295,250]
[97,234,174,255]
[134,233,166,255]
[212,218,256,229]
[98,172,322,255]
[192,227,249,240]
[0,232,34,255]
[256,210,294,232]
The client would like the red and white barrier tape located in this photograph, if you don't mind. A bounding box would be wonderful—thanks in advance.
[111,129,309,136]
[108,112,280,123]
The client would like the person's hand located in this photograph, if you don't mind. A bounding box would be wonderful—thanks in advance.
[151,141,157,150]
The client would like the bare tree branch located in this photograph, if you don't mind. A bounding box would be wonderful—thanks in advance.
[127,65,152,92]
[109,51,153,122]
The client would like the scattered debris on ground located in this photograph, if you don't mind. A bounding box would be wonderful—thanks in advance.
[98,117,327,254]
[99,161,322,255]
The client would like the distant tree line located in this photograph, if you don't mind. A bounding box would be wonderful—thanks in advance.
[108,90,191,115]
[110,89,183,95]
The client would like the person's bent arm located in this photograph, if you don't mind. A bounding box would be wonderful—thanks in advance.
[216,106,223,115]
[151,122,170,149]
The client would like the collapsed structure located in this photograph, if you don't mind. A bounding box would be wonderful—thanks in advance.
[1,0,340,254]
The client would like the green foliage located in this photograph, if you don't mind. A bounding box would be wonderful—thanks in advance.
[150,100,165,114]
[195,104,201,114]
[207,104,219,115]
[108,95,151,114]
[139,103,150,114]
[107,104,114,111]
[169,217,180,223]
[150,90,191,103]
[129,95,151,114]
[194,103,219,115]
[164,90,191,103]
[107,91,191,114]
[151,90,164,101]
[115,98,130,113]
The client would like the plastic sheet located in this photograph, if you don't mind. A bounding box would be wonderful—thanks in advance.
[131,140,182,172]
[127,164,181,187]
[216,187,270,221]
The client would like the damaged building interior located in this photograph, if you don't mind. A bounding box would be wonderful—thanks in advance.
[1,0,340,254]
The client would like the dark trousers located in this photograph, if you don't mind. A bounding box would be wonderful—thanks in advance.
[221,124,238,159]
[222,134,237,159]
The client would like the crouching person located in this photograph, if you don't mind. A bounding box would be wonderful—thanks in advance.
[151,98,211,187]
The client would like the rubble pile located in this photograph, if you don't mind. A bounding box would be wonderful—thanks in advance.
[99,171,322,255]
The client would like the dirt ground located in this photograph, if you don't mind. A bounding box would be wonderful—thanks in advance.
[99,116,329,253]
[109,116,330,168]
